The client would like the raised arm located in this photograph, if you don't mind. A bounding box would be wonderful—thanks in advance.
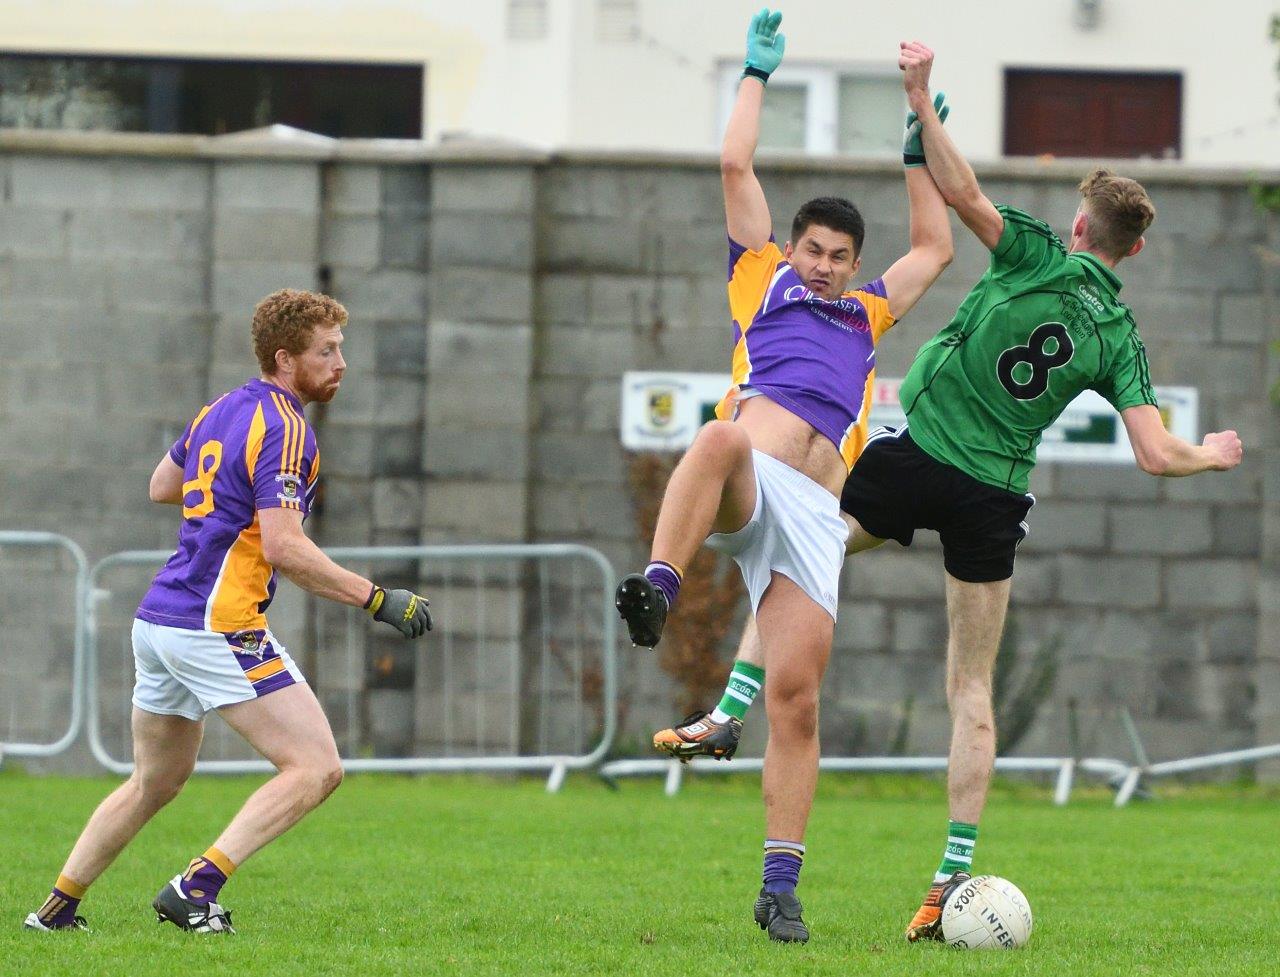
[722,9,786,250]
[880,43,953,321]
[907,42,1004,251]
[1122,405,1242,477]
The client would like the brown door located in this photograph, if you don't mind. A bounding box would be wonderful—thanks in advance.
[1004,69,1181,159]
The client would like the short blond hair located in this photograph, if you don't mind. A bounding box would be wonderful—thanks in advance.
[252,289,348,374]
[1077,168,1156,260]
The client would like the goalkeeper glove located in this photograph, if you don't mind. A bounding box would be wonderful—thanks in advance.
[903,91,950,167]
[366,585,432,639]
[743,8,786,85]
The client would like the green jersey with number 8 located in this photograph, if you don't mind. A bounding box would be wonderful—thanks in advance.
[898,205,1157,494]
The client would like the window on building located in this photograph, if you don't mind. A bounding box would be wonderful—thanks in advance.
[0,53,424,138]
[720,63,903,155]
[1004,69,1182,159]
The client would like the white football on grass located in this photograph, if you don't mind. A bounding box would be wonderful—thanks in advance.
[940,874,1033,949]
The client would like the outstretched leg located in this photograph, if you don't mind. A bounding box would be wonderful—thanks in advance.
[26,709,203,930]
[617,420,757,647]
[906,572,1012,943]
[153,683,342,933]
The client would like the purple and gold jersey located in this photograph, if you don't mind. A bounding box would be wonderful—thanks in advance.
[716,237,896,471]
[137,378,319,633]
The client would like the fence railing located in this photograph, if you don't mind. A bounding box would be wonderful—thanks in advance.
[0,532,88,760]
[3,532,1276,803]
[84,544,618,788]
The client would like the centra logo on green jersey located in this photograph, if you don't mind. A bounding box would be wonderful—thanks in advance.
[1076,284,1105,316]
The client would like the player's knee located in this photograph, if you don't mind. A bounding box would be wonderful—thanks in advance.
[767,679,820,739]
[691,420,750,467]
[131,769,189,810]
[302,757,344,805]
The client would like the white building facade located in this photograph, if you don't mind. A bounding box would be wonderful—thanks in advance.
[1,0,1275,165]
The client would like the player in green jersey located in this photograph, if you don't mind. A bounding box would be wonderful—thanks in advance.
[652,40,1243,942]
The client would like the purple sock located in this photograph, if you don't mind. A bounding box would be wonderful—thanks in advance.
[180,855,229,906]
[644,561,682,609]
[763,839,805,894]
[34,886,82,927]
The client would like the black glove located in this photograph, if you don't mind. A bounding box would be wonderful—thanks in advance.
[365,585,432,639]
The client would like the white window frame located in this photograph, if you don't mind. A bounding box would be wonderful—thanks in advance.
[716,61,903,156]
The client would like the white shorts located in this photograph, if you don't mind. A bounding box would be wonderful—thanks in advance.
[706,450,849,621]
[131,618,305,721]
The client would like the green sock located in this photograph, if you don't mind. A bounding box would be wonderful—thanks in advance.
[709,660,765,723]
[934,820,978,882]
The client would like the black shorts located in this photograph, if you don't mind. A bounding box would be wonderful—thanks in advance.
[839,427,1034,583]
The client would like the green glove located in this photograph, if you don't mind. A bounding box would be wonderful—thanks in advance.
[903,91,950,167]
[743,8,786,84]
[365,585,433,639]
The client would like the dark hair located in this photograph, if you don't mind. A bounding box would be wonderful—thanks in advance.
[790,196,866,254]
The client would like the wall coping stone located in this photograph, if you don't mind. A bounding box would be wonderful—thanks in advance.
[2,128,1278,186]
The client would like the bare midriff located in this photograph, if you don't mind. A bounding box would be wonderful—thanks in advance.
[735,395,845,496]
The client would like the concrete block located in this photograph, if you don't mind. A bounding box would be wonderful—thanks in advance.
[577,484,634,540]
[373,424,423,476]
[428,320,532,375]
[538,273,591,326]
[532,484,581,536]
[832,600,889,652]
[318,423,376,477]
[580,379,621,433]
[1058,554,1160,608]
[0,205,68,259]
[1211,506,1261,558]
[211,260,317,315]
[321,215,381,269]
[432,267,533,322]
[533,433,626,485]
[380,215,430,269]
[107,260,208,312]
[1205,613,1257,665]
[380,164,431,216]
[8,155,115,206]
[1009,555,1056,602]
[1215,293,1267,345]
[324,164,381,215]
[68,210,207,263]
[843,549,944,600]
[532,377,588,432]
[1021,500,1107,552]
[214,160,319,212]
[891,605,947,654]
[1165,559,1257,610]
[375,321,428,376]
[1054,465,1159,501]
[1144,342,1264,393]
[541,166,657,220]
[430,213,534,271]
[1125,289,1215,344]
[425,373,530,429]
[423,428,529,481]
[1167,236,1262,293]
[107,159,211,210]
[4,258,112,309]
[423,481,527,541]
[1152,186,1233,240]
[541,217,647,274]
[330,268,429,320]
[1109,503,1213,556]
[432,165,535,215]
[372,478,424,530]
[537,325,637,379]
[213,210,320,261]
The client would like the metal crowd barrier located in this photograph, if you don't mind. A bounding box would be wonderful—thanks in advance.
[85,544,618,789]
[598,755,1132,804]
[0,532,89,763]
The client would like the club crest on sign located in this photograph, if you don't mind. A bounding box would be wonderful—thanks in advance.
[647,389,675,429]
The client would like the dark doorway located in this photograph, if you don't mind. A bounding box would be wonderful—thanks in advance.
[1004,69,1181,159]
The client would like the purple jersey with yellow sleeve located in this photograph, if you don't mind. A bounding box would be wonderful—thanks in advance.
[716,237,895,471]
[136,378,319,633]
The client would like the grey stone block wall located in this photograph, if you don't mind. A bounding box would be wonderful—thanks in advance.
[1,137,1276,774]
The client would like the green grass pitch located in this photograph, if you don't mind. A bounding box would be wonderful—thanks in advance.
[2,770,1276,976]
